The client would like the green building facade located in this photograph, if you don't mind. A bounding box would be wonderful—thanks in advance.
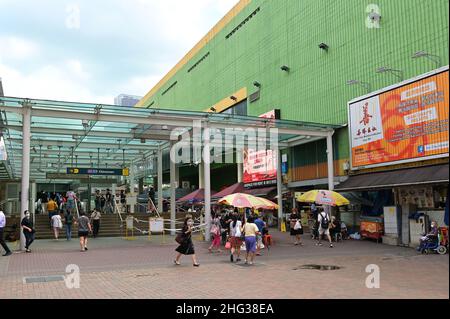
[138,0,449,189]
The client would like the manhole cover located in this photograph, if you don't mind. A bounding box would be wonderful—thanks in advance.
[293,265,342,271]
[23,275,65,284]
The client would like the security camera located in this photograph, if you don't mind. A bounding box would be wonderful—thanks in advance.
[369,11,381,22]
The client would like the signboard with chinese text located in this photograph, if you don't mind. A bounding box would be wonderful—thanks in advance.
[348,68,449,170]
[243,110,280,188]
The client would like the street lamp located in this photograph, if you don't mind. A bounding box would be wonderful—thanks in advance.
[347,80,371,93]
[376,66,404,81]
[412,51,441,68]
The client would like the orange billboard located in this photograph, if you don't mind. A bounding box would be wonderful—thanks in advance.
[349,68,449,170]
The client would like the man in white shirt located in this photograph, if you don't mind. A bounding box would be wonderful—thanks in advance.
[0,211,12,256]
[316,207,333,248]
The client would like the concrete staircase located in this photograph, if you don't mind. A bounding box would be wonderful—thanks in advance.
[33,213,155,239]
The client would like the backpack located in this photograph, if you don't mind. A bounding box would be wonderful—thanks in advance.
[320,212,329,229]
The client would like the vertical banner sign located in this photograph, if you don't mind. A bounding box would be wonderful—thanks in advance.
[349,68,449,169]
[244,110,280,188]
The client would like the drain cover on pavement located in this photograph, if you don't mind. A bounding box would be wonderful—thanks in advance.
[23,275,65,284]
[293,265,342,271]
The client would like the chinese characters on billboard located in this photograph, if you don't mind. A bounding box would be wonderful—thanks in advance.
[349,69,449,169]
[243,110,280,188]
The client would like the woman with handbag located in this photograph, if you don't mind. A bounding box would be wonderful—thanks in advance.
[174,217,200,267]
[289,208,304,246]
[208,213,222,253]
[229,213,243,263]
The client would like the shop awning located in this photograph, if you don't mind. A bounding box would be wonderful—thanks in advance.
[244,186,277,198]
[335,164,449,191]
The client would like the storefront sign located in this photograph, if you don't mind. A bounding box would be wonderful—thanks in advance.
[243,110,280,188]
[348,68,449,170]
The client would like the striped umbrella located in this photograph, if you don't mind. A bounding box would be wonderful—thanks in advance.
[218,193,279,209]
[297,190,350,207]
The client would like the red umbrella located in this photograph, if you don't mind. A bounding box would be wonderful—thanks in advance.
[177,188,217,204]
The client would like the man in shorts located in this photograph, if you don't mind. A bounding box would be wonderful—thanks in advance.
[316,207,333,248]
[254,215,266,256]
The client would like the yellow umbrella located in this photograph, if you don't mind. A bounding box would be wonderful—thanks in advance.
[218,193,279,209]
[297,190,350,207]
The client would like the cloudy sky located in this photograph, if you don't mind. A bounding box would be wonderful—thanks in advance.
[0,0,238,104]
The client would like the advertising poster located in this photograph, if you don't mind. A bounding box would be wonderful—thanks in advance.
[349,69,449,169]
[243,110,280,188]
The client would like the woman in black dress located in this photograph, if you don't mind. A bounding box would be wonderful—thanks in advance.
[174,217,200,267]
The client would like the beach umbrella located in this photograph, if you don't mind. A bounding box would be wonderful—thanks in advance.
[218,193,279,209]
[297,190,350,207]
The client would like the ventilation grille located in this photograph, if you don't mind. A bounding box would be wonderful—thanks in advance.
[226,7,260,40]
[161,81,178,96]
[249,90,260,103]
[188,52,210,73]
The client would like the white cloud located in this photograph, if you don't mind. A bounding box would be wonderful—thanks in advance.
[0,62,113,104]
[0,0,239,103]
[0,36,40,61]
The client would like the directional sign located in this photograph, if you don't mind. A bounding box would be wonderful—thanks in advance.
[66,168,129,176]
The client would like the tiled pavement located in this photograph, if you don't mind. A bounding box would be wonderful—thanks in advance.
[0,231,448,299]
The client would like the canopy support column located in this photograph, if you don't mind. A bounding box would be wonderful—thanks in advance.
[20,103,31,251]
[237,150,243,183]
[204,125,211,242]
[170,143,177,235]
[327,131,335,191]
[157,147,163,213]
[276,148,283,231]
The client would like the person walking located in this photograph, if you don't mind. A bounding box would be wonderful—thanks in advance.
[94,190,102,212]
[242,216,260,265]
[66,190,77,214]
[21,210,35,253]
[148,186,156,213]
[40,191,48,216]
[47,197,58,228]
[174,217,200,267]
[105,189,113,214]
[51,212,63,240]
[208,213,222,253]
[0,211,12,256]
[254,215,267,255]
[76,211,92,252]
[316,207,333,248]
[90,209,101,238]
[64,210,74,241]
[100,194,106,213]
[120,190,127,214]
[289,208,304,246]
[229,213,243,263]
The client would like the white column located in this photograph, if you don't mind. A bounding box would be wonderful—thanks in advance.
[326,132,335,191]
[129,163,135,214]
[175,165,180,189]
[276,148,283,231]
[30,182,37,225]
[198,162,204,189]
[157,147,163,213]
[203,125,211,241]
[237,150,243,183]
[20,103,31,251]
[170,143,177,235]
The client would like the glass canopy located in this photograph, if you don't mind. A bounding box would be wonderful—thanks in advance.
[0,96,341,182]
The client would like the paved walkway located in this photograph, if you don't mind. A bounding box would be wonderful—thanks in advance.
[0,231,448,299]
